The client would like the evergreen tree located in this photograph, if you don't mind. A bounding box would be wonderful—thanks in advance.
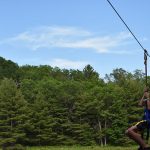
[0,57,19,81]
[0,78,28,149]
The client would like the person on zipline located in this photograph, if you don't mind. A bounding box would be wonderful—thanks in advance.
[126,87,150,150]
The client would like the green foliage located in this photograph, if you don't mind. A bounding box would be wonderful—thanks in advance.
[0,78,28,149]
[0,57,19,81]
[0,57,148,147]
[3,144,26,150]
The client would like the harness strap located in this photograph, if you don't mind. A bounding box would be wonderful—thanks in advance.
[144,50,148,86]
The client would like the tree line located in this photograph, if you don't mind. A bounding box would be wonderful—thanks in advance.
[0,56,148,149]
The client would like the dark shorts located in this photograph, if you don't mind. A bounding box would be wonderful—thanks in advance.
[136,120,149,131]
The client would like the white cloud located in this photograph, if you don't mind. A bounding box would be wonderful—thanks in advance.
[0,26,133,54]
[142,37,148,41]
[49,58,88,70]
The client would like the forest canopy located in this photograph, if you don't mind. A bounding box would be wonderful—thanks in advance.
[0,56,148,149]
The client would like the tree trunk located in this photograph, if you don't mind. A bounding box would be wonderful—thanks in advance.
[104,119,107,146]
[98,118,103,146]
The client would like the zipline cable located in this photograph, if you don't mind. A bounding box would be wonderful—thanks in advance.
[106,0,149,86]
[106,0,150,57]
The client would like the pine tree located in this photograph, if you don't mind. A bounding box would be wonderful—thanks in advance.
[0,78,28,149]
[27,92,57,146]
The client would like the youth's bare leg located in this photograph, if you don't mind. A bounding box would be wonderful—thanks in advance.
[126,126,149,149]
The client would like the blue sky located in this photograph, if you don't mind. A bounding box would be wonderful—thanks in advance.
[0,0,150,78]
